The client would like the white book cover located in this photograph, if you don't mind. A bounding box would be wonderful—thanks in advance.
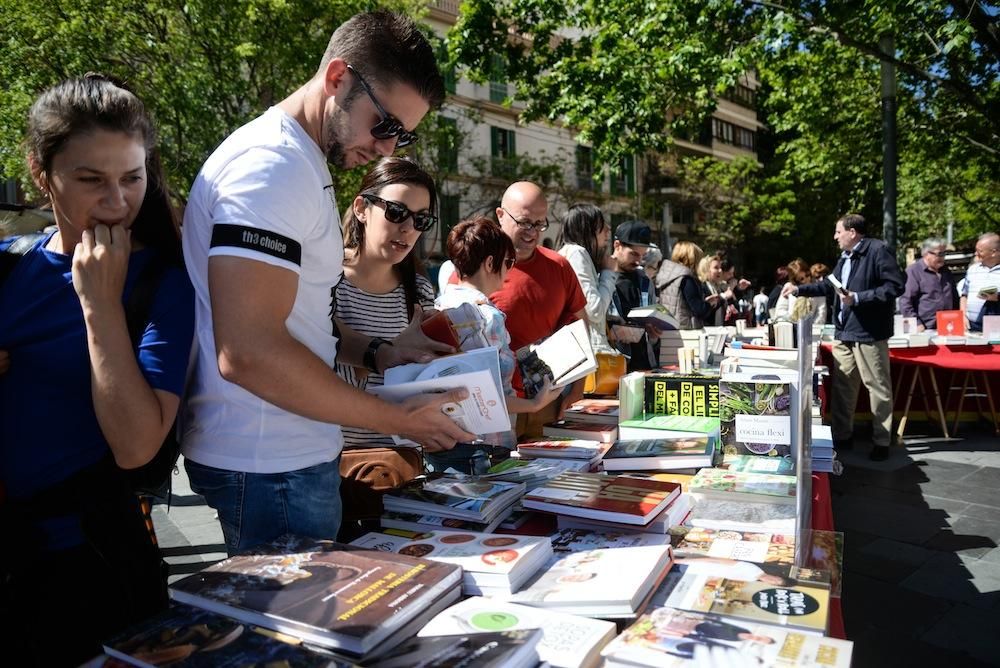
[522,319,598,388]
[549,528,672,552]
[507,544,673,617]
[602,606,853,667]
[419,596,617,668]
[372,366,510,441]
[688,498,796,534]
[349,529,552,593]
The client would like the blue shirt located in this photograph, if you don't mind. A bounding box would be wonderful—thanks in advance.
[0,233,195,504]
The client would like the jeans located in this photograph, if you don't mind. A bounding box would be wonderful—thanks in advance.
[185,457,342,556]
[424,444,497,475]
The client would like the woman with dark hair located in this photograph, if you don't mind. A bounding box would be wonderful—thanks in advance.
[429,217,561,474]
[334,156,437,447]
[766,265,790,314]
[556,203,616,353]
[774,258,811,319]
[0,74,194,665]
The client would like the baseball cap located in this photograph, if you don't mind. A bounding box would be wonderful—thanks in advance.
[615,220,652,247]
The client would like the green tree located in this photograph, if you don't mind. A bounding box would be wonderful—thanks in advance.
[448,0,999,248]
[0,0,425,212]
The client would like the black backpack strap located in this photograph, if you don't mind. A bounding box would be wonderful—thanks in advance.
[125,252,170,350]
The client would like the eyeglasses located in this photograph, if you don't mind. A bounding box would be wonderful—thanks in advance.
[926,250,946,257]
[363,194,437,231]
[347,65,419,148]
[503,256,516,270]
[501,207,549,232]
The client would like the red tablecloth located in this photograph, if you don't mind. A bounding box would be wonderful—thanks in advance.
[811,472,845,639]
[819,343,1000,422]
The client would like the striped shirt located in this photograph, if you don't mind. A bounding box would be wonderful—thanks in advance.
[334,274,434,447]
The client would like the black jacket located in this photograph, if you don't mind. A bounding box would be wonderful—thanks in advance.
[798,237,904,343]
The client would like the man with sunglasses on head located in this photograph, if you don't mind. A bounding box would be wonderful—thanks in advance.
[900,237,958,331]
[490,181,587,438]
[179,11,475,555]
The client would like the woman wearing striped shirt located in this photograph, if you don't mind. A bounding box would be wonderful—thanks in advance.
[334,157,437,447]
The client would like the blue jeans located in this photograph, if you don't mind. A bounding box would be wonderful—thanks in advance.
[424,444,504,475]
[185,458,342,556]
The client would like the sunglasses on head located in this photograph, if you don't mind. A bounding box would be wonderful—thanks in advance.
[363,194,437,231]
[347,65,418,148]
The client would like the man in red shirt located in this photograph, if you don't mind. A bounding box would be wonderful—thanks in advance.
[491,181,588,436]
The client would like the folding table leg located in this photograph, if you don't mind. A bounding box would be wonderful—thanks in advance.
[896,365,920,443]
[952,371,972,436]
[979,371,1000,435]
[925,366,950,439]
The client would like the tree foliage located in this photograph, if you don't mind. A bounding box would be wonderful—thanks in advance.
[0,0,422,210]
[448,0,999,248]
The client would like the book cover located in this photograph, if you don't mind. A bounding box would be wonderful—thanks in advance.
[688,498,797,534]
[380,509,511,535]
[721,454,796,476]
[619,471,696,492]
[690,469,797,504]
[719,374,794,457]
[349,529,552,594]
[936,309,965,336]
[360,628,543,668]
[556,493,691,535]
[168,535,462,655]
[508,544,673,617]
[563,398,620,424]
[664,571,830,634]
[643,373,721,419]
[522,472,681,526]
[626,304,679,330]
[103,603,355,667]
[517,438,605,459]
[383,475,525,522]
[374,363,510,441]
[670,527,796,565]
[418,596,616,668]
[518,320,597,395]
[602,606,853,667]
[542,420,618,444]
[549,528,672,552]
[602,437,714,472]
[618,415,721,441]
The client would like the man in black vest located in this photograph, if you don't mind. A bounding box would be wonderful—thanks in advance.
[785,214,904,461]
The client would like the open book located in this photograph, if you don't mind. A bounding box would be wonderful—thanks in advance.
[374,348,511,444]
[517,319,596,396]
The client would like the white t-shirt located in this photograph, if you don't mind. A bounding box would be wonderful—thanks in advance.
[181,107,346,473]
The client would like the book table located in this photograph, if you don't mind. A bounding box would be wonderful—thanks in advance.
[819,343,1000,437]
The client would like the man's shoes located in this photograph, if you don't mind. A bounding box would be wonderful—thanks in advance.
[833,438,854,451]
[869,446,890,462]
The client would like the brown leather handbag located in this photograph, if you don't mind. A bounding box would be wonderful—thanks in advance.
[338,446,423,524]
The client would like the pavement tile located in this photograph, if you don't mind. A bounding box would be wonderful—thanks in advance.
[960,503,1000,521]
[923,516,1000,558]
[953,466,1000,488]
[841,572,951,637]
[833,495,948,544]
[848,626,996,668]
[918,479,1000,508]
[849,537,940,583]
[900,552,1000,609]
[922,603,1000,665]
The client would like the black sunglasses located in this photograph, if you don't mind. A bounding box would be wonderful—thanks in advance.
[503,256,516,269]
[363,194,437,231]
[347,65,418,148]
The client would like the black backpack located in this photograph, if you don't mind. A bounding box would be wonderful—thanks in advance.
[1,233,181,499]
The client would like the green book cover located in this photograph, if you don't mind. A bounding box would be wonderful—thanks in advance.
[619,414,721,433]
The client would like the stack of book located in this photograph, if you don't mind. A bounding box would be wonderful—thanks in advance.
[643,371,721,420]
[542,419,618,444]
[418,596,617,668]
[364,628,544,667]
[381,475,525,533]
[165,535,464,659]
[811,424,836,473]
[104,603,358,667]
[507,542,674,619]
[485,456,594,490]
[601,435,715,472]
[617,414,721,441]
[601,606,854,667]
[349,528,553,597]
[563,397,620,424]
[522,471,682,527]
[517,437,609,463]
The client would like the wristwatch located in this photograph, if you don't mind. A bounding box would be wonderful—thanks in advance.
[364,337,392,373]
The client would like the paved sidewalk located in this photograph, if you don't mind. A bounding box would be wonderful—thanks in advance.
[831,423,1000,667]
